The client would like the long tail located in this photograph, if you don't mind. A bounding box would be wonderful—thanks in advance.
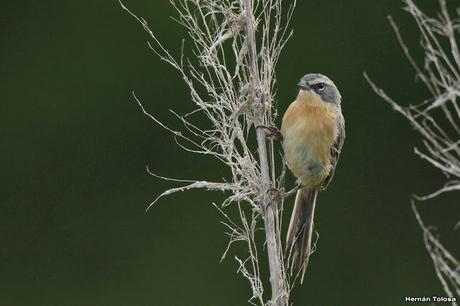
[286,188,319,284]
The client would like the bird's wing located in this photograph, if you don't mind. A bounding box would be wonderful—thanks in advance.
[321,115,345,190]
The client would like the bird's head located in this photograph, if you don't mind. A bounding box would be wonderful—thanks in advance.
[297,73,341,105]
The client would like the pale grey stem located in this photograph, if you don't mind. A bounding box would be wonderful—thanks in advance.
[121,0,296,303]
[242,0,287,303]
[366,0,460,301]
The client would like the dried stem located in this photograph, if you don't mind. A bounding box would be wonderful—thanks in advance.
[413,203,460,303]
[120,0,295,304]
[366,0,459,301]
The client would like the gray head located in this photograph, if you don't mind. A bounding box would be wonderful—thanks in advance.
[297,73,341,104]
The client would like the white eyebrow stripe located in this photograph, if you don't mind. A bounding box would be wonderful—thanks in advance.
[308,79,333,86]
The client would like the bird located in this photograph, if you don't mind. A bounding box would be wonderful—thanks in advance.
[281,73,345,283]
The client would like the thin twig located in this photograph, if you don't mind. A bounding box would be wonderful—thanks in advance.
[120,0,296,304]
[366,0,460,301]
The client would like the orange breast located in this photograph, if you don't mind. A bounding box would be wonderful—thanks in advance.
[281,92,339,188]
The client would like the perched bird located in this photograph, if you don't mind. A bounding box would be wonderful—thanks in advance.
[281,73,345,283]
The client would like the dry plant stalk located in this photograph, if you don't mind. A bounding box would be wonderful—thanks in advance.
[365,0,460,302]
[120,0,298,305]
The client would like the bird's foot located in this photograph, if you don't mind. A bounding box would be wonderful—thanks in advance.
[284,183,302,198]
[266,187,284,208]
[256,125,283,141]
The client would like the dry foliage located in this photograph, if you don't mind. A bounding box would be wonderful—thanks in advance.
[120,0,299,305]
[365,0,460,302]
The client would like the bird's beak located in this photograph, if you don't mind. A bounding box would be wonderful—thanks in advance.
[297,80,310,91]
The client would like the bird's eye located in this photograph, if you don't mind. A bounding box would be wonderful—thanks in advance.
[316,83,325,91]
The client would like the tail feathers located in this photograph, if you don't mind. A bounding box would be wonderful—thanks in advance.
[286,188,318,284]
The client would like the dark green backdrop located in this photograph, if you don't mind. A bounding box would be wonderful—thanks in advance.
[1,1,458,305]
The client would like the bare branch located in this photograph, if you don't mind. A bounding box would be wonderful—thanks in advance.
[413,203,460,302]
[120,0,296,304]
[366,0,460,301]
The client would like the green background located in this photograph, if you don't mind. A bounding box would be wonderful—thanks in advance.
[1,0,459,305]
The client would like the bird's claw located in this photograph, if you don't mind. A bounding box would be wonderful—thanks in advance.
[284,183,302,198]
[256,125,282,141]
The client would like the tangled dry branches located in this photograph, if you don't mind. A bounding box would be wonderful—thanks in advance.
[120,0,297,305]
[365,0,460,302]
